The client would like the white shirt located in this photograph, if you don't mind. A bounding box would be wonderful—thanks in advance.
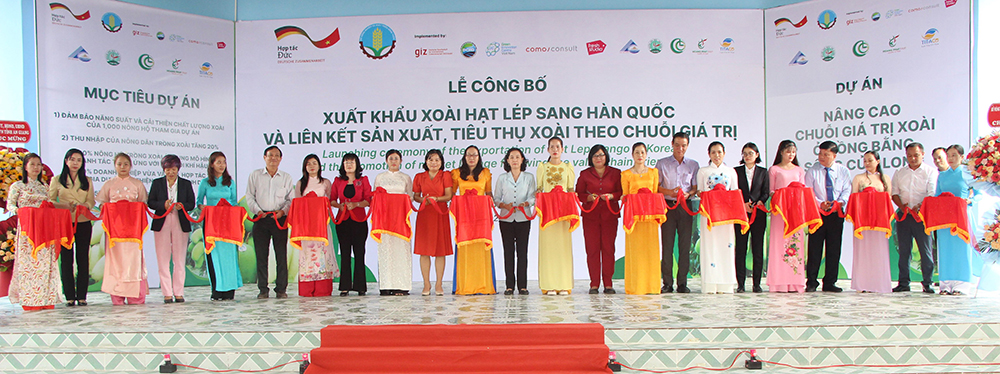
[890,162,938,209]
[743,164,755,189]
[167,178,178,202]
[245,168,295,215]
[697,162,738,191]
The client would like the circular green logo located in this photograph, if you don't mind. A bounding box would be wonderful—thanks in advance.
[105,50,120,66]
[670,38,685,53]
[138,53,154,70]
[853,40,869,57]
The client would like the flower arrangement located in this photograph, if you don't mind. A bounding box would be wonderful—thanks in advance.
[0,215,18,271]
[967,132,1000,184]
[979,208,1000,254]
[0,146,54,211]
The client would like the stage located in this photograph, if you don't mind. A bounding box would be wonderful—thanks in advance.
[2,279,1000,373]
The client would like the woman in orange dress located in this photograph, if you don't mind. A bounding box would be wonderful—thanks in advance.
[451,145,495,295]
[412,149,453,296]
[621,142,661,295]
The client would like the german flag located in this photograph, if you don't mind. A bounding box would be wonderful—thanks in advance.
[774,16,808,28]
[49,2,90,20]
[274,26,340,49]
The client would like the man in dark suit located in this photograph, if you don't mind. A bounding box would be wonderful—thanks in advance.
[734,143,769,293]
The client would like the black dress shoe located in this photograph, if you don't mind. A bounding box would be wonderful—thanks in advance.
[661,286,674,294]
[275,292,288,299]
[588,288,599,294]
[174,297,185,303]
[752,286,763,293]
[518,289,529,295]
[257,291,269,299]
[339,291,349,297]
[735,287,746,293]
[504,289,514,295]
[892,285,911,292]
[358,291,366,296]
[922,285,936,294]
[677,286,691,293]
[822,286,843,293]
[66,300,76,307]
[805,286,818,292]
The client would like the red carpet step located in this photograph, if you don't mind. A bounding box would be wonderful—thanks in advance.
[306,323,613,373]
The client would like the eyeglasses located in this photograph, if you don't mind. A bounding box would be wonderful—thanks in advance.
[742,152,756,157]
[593,153,606,158]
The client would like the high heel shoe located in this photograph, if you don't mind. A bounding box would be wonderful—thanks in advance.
[66,300,76,307]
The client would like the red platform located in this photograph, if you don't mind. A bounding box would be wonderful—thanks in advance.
[306,323,613,373]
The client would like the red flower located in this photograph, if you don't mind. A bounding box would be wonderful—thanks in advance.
[992,173,1000,183]
[785,248,796,256]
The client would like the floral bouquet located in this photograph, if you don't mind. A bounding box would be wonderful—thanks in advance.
[980,208,1000,254]
[0,146,54,212]
[968,132,1000,184]
[0,215,18,271]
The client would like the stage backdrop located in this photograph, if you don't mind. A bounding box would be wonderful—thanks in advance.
[765,0,972,280]
[236,9,766,283]
[37,0,236,289]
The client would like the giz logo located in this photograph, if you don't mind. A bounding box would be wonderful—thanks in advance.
[415,49,428,58]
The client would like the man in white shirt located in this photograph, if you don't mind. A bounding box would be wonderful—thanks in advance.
[890,142,938,293]
[803,141,851,292]
[245,146,295,299]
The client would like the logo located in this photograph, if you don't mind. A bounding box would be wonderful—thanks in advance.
[525,45,579,53]
[885,9,903,19]
[774,16,808,28]
[105,49,120,65]
[486,42,501,56]
[101,12,122,32]
[461,42,476,57]
[922,28,940,46]
[648,39,662,54]
[789,51,807,65]
[988,103,1000,128]
[889,35,899,47]
[698,39,706,49]
[817,9,837,29]
[68,46,90,62]
[620,40,639,54]
[692,39,712,55]
[586,40,606,55]
[670,38,685,53]
[274,26,340,48]
[720,38,734,52]
[852,40,869,57]
[199,62,213,77]
[871,12,881,21]
[821,46,835,61]
[217,42,226,49]
[171,59,181,69]
[882,35,906,54]
[156,31,165,40]
[168,34,185,43]
[49,3,90,20]
[360,23,396,59]
[946,0,957,8]
[484,42,517,56]
[138,53,154,70]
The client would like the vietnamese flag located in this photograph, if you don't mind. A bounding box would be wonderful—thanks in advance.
[274,26,340,49]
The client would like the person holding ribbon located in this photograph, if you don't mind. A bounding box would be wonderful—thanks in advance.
[734,143,768,293]
[7,153,62,310]
[331,153,372,297]
[848,151,893,293]
[96,153,149,305]
[935,144,974,295]
[293,154,338,297]
[494,147,535,296]
[891,143,938,294]
[767,140,808,293]
[655,132,699,294]
[148,154,196,303]
[803,141,850,293]
[412,149,452,296]
[49,149,95,306]
[450,145,496,295]
[536,137,576,295]
[372,150,413,296]
[622,142,664,295]
[576,144,622,294]
[695,142,741,294]
[197,151,242,301]
[246,146,294,299]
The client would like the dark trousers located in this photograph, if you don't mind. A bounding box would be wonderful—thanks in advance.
[896,213,935,287]
[336,219,368,292]
[499,221,530,290]
[583,216,618,288]
[60,221,92,301]
[206,252,236,300]
[806,213,844,288]
[252,216,288,294]
[661,207,693,288]
[734,214,766,288]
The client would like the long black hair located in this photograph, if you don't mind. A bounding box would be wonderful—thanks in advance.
[772,140,799,166]
[59,148,89,190]
[20,153,42,184]
[299,154,326,195]
[339,153,363,180]
[206,151,232,187]
[459,145,485,181]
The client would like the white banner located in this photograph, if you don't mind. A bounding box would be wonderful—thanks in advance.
[37,0,236,288]
[765,0,971,279]
[236,9,765,282]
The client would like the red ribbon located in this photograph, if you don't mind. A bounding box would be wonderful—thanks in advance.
[747,203,771,225]
[577,197,621,215]
[666,194,699,216]
[819,201,846,218]
[895,206,923,222]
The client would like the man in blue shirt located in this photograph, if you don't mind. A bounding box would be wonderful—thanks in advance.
[655,132,699,293]
[803,141,851,292]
